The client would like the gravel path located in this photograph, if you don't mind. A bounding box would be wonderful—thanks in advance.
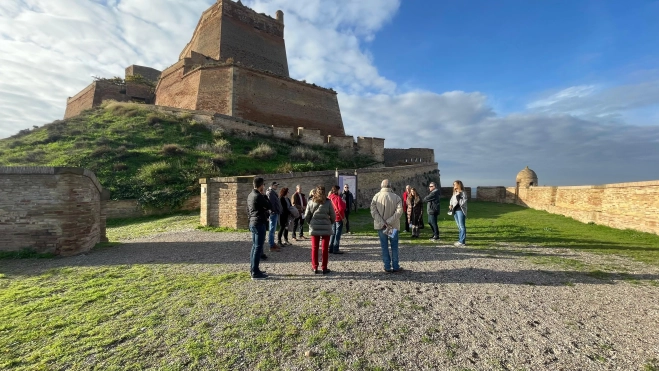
[4,231,659,370]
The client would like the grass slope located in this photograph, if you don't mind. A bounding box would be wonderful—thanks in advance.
[0,102,376,209]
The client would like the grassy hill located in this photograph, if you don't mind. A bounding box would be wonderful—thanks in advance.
[0,101,376,209]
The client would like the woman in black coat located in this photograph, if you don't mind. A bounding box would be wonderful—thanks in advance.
[406,188,424,238]
[278,187,292,246]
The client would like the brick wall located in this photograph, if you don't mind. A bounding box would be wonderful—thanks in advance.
[0,167,109,256]
[154,65,202,110]
[477,181,659,235]
[196,67,233,115]
[200,163,440,228]
[125,65,161,82]
[64,82,97,119]
[233,67,345,137]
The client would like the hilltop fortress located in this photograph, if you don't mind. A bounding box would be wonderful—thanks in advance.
[64,0,435,167]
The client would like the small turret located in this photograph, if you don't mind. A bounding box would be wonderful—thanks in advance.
[276,10,284,24]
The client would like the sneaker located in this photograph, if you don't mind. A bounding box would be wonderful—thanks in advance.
[313,269,321,274]
[260,254,268,260]
[270,245,281,252]
[393,267,404,273]
[300,235,308,239]
[384,269,393,273]
[333,251,344,255]
[429,237,438,242]
[251,272,268,280]
[284,240,291,245]
[322,269,331,275]
[453,242,463,247]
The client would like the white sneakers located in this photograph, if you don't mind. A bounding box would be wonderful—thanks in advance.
[454,242,466,247]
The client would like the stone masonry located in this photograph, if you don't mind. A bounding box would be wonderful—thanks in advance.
[0,167,110,256]
[477,180,659,236]
[200,163,440,229]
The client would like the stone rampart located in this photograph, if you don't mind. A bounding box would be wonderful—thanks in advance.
[477,180,659,235]
[146,105,385,163]
[0,167,109,256]
[200,163,440,229]
[384,148,436,167]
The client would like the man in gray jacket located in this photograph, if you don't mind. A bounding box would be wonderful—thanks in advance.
[266,181,282,251]
[370,179,404,273]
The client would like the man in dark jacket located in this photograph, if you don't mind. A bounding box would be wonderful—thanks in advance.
[423,182,441,241]
[291,184,307,240]
[265,181,282,251]
[341,184,355,234]
[247,177,272,280]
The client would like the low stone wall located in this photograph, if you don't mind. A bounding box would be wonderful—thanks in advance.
[477,180,659,235]
[106,196,201,219]
[200,163,440,229]
[0,167,109,256]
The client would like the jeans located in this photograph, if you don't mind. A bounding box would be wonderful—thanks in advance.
[293,216,305,237]
[311,235,330,270]
[268,214,279,247]
[453,210,466,244]
[428,213,439,238]
[378,229,400,271]
[329,220,343,253]
[249,223,266,274]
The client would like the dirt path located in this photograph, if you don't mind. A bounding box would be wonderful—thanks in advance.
[4,231,659,370]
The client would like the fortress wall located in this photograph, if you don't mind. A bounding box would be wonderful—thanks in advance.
[180,4,223,60]
[220,3,288,77]
[196,67,233,115]
[384,148,435,167]
[0,167,108,256]
[477,180,659,235]
[297,128,325,146]
[328,135,355,148]
[154,65,202,110]
[200,163,440,228]
[272,126,295,140]
[125,65,161,82]
[65,82,97,119]
[357,137,385,163]
[232,67,345,137]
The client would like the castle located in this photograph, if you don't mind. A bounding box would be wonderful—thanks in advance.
[63,0,435,167]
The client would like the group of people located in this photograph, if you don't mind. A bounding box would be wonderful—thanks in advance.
[246,177,468,280]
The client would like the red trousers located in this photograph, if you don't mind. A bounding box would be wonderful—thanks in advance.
[310,235,330,270]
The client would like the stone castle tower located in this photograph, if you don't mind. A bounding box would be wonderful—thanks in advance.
[65,0,346,137]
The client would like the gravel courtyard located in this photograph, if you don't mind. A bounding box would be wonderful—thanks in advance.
[4,230,659,370]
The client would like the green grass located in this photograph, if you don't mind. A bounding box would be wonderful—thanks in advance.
[0,102,376,209]
[348,200,659,266]
[106,211,199,241]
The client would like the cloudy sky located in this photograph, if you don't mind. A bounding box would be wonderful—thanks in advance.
[1,0,658,187]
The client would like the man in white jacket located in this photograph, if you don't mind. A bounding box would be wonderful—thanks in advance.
[370,179,404,273]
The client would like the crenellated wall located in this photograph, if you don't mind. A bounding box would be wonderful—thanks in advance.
[384,148,435,167]
[477,180,659,235]
[0,167,109,256]
[200,163,440,229]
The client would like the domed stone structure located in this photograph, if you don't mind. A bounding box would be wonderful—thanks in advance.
[516,166,538,187]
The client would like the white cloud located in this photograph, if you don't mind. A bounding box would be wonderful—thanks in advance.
[0,0,658,187]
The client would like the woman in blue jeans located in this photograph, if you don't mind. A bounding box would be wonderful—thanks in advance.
[449,180,468,247]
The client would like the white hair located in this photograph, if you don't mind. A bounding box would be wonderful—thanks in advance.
[381,179,390,188]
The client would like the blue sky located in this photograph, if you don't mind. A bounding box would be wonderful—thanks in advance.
[371,0,659,113]
[0,0,658,187]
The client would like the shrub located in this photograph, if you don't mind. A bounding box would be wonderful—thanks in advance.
[90,145,112,158]
[103,101,146,117]
[113,163,128,172]
[214,139,231,153]
[248,143,276,160]
[276,162,294,173]
[8,140,24,149]
[211,155,228,168]
[136,161,176,186]
[290,146,322,162]
[212,127,224,139]
[95,137,111,145]
[162,144,184,156]
[24,149,46,163]
[146,113,163,126]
